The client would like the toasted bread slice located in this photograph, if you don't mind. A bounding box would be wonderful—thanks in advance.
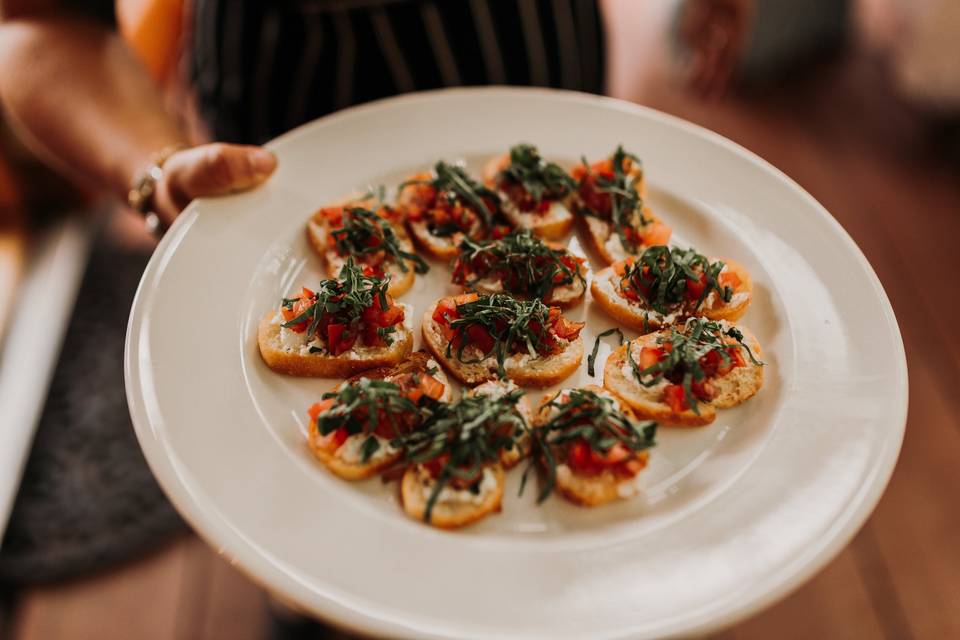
[468,379,532,468]
[603,338,716,427]
[579,208,666,265]
[603,325,763,425]
[400,464,505,529]
[306,211,417,298]
[257,309,413,377]
[482,152,574,240]
[535,385,650,506]
[590,258,753,331]
[307,352,452,480]
[421,302,583,388]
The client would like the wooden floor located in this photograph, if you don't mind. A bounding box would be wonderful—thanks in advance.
[5,34,960,640]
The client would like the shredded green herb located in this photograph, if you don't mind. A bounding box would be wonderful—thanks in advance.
[393,390,528,522]
[626,318,762,415]
[496,143,575,206]
[454,229,584,301]
[280,259,393,344]
[521,388,657,503]
[443,294,571,378]
[400,161,501,231]
[587,327,625,377]
[620,245,731,314]
[578,145,650,252]
[330,206,429,274]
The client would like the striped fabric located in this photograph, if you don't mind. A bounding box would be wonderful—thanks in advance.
[190,0,606,144]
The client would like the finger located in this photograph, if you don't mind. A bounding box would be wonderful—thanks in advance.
[164,143,277,207]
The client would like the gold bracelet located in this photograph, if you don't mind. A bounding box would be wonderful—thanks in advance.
[127,145,185,236]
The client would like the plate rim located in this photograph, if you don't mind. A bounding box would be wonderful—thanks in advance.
[125,86,908,639]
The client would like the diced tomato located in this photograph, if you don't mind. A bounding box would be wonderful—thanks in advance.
[612,258,632,277]
[691,379,716,402]
[307,398,335,422]
[567,439,638,477]
[319,207,343,226]
[719,270,742,290]
[567,440,602,476]
[685,272,708,301]
[327,323,356,356]
[376,305,405,327]
[639,346,663,370]
[535,199,551,214]
[423,454,450,479]
[281,288,316,332]
[492,224,511,239]
[466,324,495,352]
[728,347,746,368]
[617,457,646,478]
[641,221,671,247]
[663,384,689,413]
[432,298,459,325]
[419,374,446,400]
[318,427,349,451]
[453,292,479,305]
[552,315,584,340]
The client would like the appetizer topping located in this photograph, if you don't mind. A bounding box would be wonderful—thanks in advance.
[397,391,528,522]
[573,146,671,254]
[279,260,406,355]
[307,373,440,463]
[452,230,586,301]
[431,293,584,378]
[612,246,732,315]
[527,388,657,501]
[319,205,429,276]
[494,144,575,214]
[626,318,762,415]
[401,162,507,239]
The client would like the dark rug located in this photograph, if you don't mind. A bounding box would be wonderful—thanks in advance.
[0,225,184,584]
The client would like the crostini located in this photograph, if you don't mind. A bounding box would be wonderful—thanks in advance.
[421,293,584,388]
[591,245,753,331]
[306,352,452,480]
[306,202,428,298]
[397,392,527,528]
[530,385,657,507]
[397,162,510,260]
[257,260,413,377]
[451,229,587,308]
[572,146,672,264]
[481,143,577,240]
[603,317,764,426]
[467,379,533,468]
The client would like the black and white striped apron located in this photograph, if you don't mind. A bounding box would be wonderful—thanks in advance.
[189,0,606,144]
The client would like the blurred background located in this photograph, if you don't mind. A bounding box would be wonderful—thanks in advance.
[0,0,958,638]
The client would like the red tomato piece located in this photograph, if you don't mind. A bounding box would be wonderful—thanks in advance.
[663,384,689,413]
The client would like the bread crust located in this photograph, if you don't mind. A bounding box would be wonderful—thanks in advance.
[534,385,649,506]
[257,311,413,377]
[400,465,505,529]
[465,266,587,310]
[420,302,583,388]
[406,219,460,261]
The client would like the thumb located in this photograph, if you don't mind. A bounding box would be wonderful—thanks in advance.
[161,143,277,212]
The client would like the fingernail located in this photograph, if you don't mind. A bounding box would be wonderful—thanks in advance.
[251,148,277,177]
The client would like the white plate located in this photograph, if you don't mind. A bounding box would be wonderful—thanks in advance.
[125,88,907,639]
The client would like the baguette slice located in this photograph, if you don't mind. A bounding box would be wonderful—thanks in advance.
[400,464,505,529]
[482,152,575,240]
[590,258,753,331]
[535,385,650,507]
[421,302,583,388]
[307,352,452,480]
[257,309,413,378]
[468,379,533,469]
[306,208,417,298]
[603,325,763,426]
[579,208,669,265]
